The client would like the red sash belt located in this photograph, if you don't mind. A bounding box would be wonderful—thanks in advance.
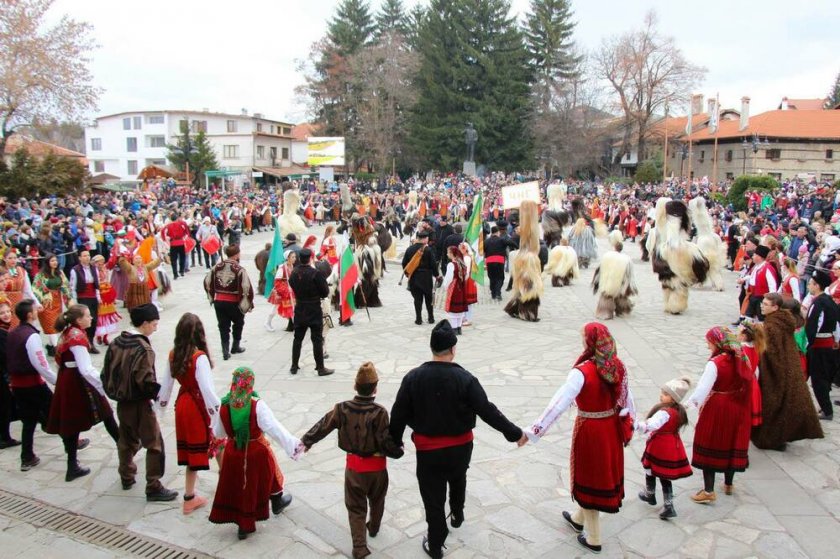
[77,284,96,299]
[412,430,474,451]
[214,293,239,302]
[485,255,505,264]
[9,374,46,388]
[346,453,387,472]
[810,337,836,349]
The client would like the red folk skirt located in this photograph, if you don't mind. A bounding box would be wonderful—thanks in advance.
[45,366,113,437]
[268,278,294,319]
[175,389,212,470]
[641,432,692,480]
[691,392,751,472]
[571,413,625,513]
[209,435,283,533]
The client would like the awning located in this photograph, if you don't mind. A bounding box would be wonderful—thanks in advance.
[137,164,178,180]
[253,165,314,179]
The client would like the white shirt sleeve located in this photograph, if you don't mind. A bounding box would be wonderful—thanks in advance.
[69,269,78,300]
[442,262,455,289]
[765,267,778,292]
[791,278,801,301]
[526,368,584,442]
[685,360,718,409]
[256,400,302,459]
[69,345,105,397]
[639,409,670,434]
[25,333,56,385]
[195,354,221,414]
[157,359,174,407]
[211,412,225,438]
[22,273,39,304]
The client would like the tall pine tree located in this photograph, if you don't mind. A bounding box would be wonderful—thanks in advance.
[375,0,408,39]
[410,0,533,171]
[825,70,840,109]
[525,0,580,94]
[327,0,375,57]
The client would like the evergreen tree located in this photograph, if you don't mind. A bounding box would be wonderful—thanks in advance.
[524,0,580,94]
[410,0,533,171]
[405,4,427,50]
[375,0,408,39]
[825,70,840,109]
[327,0,375,57]
[166,129,218,187]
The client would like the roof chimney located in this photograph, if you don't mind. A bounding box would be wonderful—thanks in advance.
[739,97,750,131]
[241,108,248,116]
[254,112,263,119]
[780,96,789,110]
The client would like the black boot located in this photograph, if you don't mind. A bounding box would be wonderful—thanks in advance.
[222,340,230,361]
[285,319,294,332]
[231,340,246,354]
[639,475,657,505]
[660,486,676,519]
[65,461,91,482]
[270,492,292,514]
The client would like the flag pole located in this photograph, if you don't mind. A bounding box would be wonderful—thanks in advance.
[663,103,669,182]
[712,92,720,191]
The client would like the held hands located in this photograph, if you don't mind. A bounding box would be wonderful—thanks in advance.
[291,441,306,461]
[516,433,529,447]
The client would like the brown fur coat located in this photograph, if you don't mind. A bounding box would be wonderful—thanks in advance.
[751,310,823,449]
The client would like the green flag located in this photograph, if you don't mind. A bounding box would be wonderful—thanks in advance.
[264,218,285,298]
[464,193,485,285]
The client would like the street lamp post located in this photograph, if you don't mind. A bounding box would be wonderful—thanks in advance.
[679,143,688,178]
[741,133,770,175]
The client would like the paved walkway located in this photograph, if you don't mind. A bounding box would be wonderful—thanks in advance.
[1,225,838,558]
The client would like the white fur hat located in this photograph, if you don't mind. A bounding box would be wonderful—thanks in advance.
[662,376,692,403]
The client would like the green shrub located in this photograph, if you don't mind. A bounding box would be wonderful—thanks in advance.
[727,175,779,211]
[634,160,661,184]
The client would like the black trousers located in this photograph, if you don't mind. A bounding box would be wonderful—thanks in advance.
[213,301,245,350]
[745,295,763,320]
[291,322,325,370]
[416,442,473,552]
[0,374,17,441]
[169,245,186,278]
[410,285,434,321]
[12,384,52,462]
[77,297,99,342]
[808,347,837,416]
[487,263,505,299]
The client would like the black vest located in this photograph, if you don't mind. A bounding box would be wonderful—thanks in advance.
[7,323,40,379]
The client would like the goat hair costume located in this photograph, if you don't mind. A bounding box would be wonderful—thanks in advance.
[278,189,307,237]
[351,216,383,308]
[651,198,710,314]
[592,233,637,320]
[505,200,543,321]
[688,197,726,291]
[545,245,579,287]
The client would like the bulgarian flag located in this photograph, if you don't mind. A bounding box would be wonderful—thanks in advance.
[339,244,358,322]
[464,192,485,285]
[264,218,285,298]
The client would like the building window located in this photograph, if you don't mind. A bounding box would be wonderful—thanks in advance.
[123,117,131,130]
[223,145,239,159]
[821,174,835,182]
[126,137,137,152]
[227,120,237,133]
[282,127,291,135]
[766,148,781,160]
[725,172,734,180]
[282,147,289,160]
[91,138,102,151]
[699,150,705,162]
[147,136,166,148]
[256,122,263,132]
[148,114,164,124]
[93,161,105,173]
[725,149,732,162]
[769,172,782,180]
[257,145,265,159]
[269,147,277,163]
[827,149,834,160]
[127,160,138,175]
[179,120,188,133]
[271,125,275,134]
[133,116,142,129]
[146,158,166,166]
[190,120,207,133]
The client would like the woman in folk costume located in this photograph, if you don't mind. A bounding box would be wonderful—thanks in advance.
[650,198,710,315]
[442,246,469,334]
[45,305,119,482]
[119,235,162,312]
[209,367,301,540]
[92,255,121,346]
[504,200,543,322]
[688,197,726,291]
[319,225,340,266]
[750,294,823,450]
[158,313,223,515]
[525,323,635,554]
[265,251,297,333]
[0,248,40,329]
[685,327,752,503]
[635,377,692,520]
[567,199,598,269]
[779,257,802,301]
[32,253,71,355]
[459,242,478,326]
[107,231,131,302]
[592,231,637,320]
[737,320,765,428]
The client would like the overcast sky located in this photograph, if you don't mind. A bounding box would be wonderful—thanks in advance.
[51,0,839,124]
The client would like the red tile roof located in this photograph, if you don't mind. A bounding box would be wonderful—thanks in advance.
[779,98,826,111]
[648,114,709,139]
[3,135,86,159]
[291,123,322,142]
[684,110,840,143]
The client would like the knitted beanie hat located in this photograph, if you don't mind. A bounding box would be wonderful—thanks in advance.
[662,376,692,403]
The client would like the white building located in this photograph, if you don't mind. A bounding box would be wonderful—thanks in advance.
[84,109,296,182]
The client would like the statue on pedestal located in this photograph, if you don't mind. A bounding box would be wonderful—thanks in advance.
[464,122,477,162]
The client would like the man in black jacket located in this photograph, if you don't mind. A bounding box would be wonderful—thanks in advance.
[805,271,839,420]
[289,248,334,376]
[401,231,440,325]
[390,321,526,558]
[439,223,464,272]
[484,226,516,300]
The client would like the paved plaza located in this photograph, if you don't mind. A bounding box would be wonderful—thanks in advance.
[1,226,839,558]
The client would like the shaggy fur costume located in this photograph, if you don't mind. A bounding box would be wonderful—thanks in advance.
[689,197,726,291]
[340,183,355,218]
[350,217,383,308]
[505,200,543,321]
[651,198,710,314]
[278,189,307,237]
[751,310,823,449]
[568,218,598,268]
[592,233,637,319]
[545,245,579,287]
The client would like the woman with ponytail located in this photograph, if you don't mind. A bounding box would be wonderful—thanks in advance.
[45,304,119,482]
[158,312,222,515]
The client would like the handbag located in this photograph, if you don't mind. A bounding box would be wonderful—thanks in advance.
[201,235,221,255]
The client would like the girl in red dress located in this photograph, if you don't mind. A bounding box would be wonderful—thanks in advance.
[686,326,753,503]
[158,313,222,515]
[92,255,122,345]
[738,321,766,427]
[265,251,297,332]
[209,367,302,540]
[44,305,119,481]
[525,323,635,554]
[636,377,692,520]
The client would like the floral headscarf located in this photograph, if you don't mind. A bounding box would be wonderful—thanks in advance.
[574,322,628,408]
[221,367,259,450]
[705,326,753,389]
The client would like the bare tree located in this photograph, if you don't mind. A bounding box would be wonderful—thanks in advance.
[346,31,419,176]
[594,11,705,166]
[0,0,101,155]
